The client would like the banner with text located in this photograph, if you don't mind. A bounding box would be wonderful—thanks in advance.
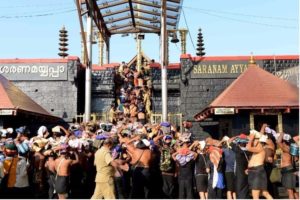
[191,60,263,78]
[0,63,68,81]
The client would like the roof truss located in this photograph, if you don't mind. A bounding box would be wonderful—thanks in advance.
[79,0,183,36]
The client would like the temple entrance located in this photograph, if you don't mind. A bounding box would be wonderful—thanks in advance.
[254,114,278,131]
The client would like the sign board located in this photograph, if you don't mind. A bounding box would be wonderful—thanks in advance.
[0,63,68,81]
[214,108,235,115]
[191,60,263,78]
[0,109,14,115]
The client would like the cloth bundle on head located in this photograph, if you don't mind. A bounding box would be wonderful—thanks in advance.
[69,124,80,132]
[0,154,5,162]
[32,138,47,152]
[59,143,69,154]
[37,126,47,137]
[199,140,206,150]
[74,130,82,138]
[175,152,194,166]
[160,122,171,134]
[259,135,268,143]
[16,126,26,134]
[234,133,249,144]
[0,142,4,147]
[6,128,13,134]
[52,126,61,133]
[142,139,150,147]
[283,134,292,141]
[121,129,131,137]
[250,129,262,139]
[163,135,173,143]
[5,142,17,156]
[5,142,16,151]
[222,136,231,148]
[135,128,145,135]
[110,127,118,135]
[95,132,111,140]
[68,138,89,150]
[265,127,279,140]
[16,142,29,154]
[179,132,192,143]
[1,129,7,137]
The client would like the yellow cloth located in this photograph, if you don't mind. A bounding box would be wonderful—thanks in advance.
[94,146,114,183]
[3,157,18,188]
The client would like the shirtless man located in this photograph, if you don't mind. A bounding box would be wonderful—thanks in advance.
[32,145,46,198]
[54,148,79,199]
[129,103,138,122]
[260,124,278,198]
[277,133,299,199]
[44,151,57,199]
[246,132,272,199]
[118,133,152,198]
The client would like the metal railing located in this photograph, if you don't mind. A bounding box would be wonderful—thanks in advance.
[74,112,183,131]
[150,113,183,131]
[75,112,109,123]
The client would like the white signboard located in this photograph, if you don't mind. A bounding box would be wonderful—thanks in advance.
[0,109,14,115]
[214,108,235,115]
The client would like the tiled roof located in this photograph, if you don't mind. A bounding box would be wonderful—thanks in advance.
[0,74,52,117]
[195,64,299,120]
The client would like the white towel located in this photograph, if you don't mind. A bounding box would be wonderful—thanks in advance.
[212,165,218,189]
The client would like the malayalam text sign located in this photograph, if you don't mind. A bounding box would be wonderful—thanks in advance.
[0,63,68,80]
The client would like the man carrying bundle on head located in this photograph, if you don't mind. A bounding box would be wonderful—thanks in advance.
[246,130,273,199]
[277,132,299,199]
[54,144,79,199]
[231,133,251,199]
[118,128,152,199]
[172,132,197,199]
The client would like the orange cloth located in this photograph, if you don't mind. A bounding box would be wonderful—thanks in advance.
[178,147,189,155]
[3,157,18,188]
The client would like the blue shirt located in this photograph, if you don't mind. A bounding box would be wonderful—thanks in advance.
[223,148,235,172]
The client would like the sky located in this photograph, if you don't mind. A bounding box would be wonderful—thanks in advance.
[0,0,298,64]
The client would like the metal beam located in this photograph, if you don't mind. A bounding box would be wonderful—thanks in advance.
[85,0,111,43]
[128,0,136,27]
[105,15,131,24]
[161,0,168,121]
[134,15,177,26]
[75,0,89,65]
[102,8,130,17]
[131,0,179,12]
[133,8,178,20]
[97,0,127,9]
[135,22,160,30]
[104,14,176,27]
[167,0,181,4]
[109,22,133,31]
[109,21,159,31]
[111,28,160,34]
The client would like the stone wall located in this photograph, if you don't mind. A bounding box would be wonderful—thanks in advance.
[11,59,84,123]
[91,69,115,113]
[151,68,181,113]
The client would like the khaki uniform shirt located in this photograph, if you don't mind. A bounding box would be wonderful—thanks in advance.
[94,146,114,183]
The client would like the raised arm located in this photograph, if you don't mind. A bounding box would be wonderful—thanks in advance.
[246,134,263,153]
